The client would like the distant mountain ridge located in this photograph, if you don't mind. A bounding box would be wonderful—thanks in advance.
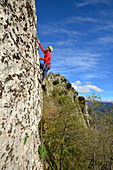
[100,102,113,112]
[87,100,113,114]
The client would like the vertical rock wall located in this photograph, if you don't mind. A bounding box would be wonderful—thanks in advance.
[0,0,42,169]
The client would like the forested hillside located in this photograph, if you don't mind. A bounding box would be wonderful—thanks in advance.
[39,73,113,170]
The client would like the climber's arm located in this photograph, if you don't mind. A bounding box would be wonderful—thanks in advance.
[39,43,46,54]
[40,58,45,61]
[40,53,51,63]
[37,39,46,54]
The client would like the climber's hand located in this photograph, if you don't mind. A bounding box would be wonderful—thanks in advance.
[37,38,40,44]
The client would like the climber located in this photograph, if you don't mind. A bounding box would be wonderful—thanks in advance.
[37,38,53,81]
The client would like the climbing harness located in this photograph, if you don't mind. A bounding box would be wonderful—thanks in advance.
[43,63,46,71]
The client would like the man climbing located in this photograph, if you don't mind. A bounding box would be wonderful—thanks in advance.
[37,38,53,81]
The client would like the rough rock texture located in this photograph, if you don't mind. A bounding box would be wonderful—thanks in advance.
[43,72,78,102]
[0,0,42,169]
[43,73,90,126]
[78,96,90,126]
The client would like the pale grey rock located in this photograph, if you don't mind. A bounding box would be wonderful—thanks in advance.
[44,72,78,101]
[0,0,42,169]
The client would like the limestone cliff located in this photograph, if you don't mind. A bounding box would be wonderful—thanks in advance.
[40,73,90,169]
[43,72,78,102]
[43,72,90,126]
[0,0,42,169]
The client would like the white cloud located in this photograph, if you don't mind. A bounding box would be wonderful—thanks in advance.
[80,71,110,80]
[49,45,110,80]
[95,23,113,32]
[39,24,81,37]
[52,48,101,70]
[39,16,98,37]
[72,81,104,93]
[86,84,104,92]
[74,0,110,7]
[72,80,81,88]
[97,36,113,45]
[66,16,98,24]
[85,81,93,85]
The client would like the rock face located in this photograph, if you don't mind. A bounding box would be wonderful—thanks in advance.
[43,73,90,126]
[78,96,90,126]
[43,72,78,102]
[0,0,42,169]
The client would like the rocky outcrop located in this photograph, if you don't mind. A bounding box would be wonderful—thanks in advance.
[43,72,78,102]
[43,73,90,126]
[78,96,90,126]
[0,0,42,169]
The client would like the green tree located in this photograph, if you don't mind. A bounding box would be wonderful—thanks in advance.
[40,89,113,170]
[86,93,113,169]
[41,93,92,169]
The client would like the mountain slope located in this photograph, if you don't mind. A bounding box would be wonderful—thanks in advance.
[39,73,113,170]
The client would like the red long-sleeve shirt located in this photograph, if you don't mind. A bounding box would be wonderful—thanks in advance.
[39,43,51,68]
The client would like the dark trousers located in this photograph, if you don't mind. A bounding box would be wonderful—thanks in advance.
[40,63,49,81]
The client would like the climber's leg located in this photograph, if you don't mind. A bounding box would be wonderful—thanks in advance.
[42,65,49,81]
[40,63,44,70]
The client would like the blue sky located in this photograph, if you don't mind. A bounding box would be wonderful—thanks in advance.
[35,0,113,102]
